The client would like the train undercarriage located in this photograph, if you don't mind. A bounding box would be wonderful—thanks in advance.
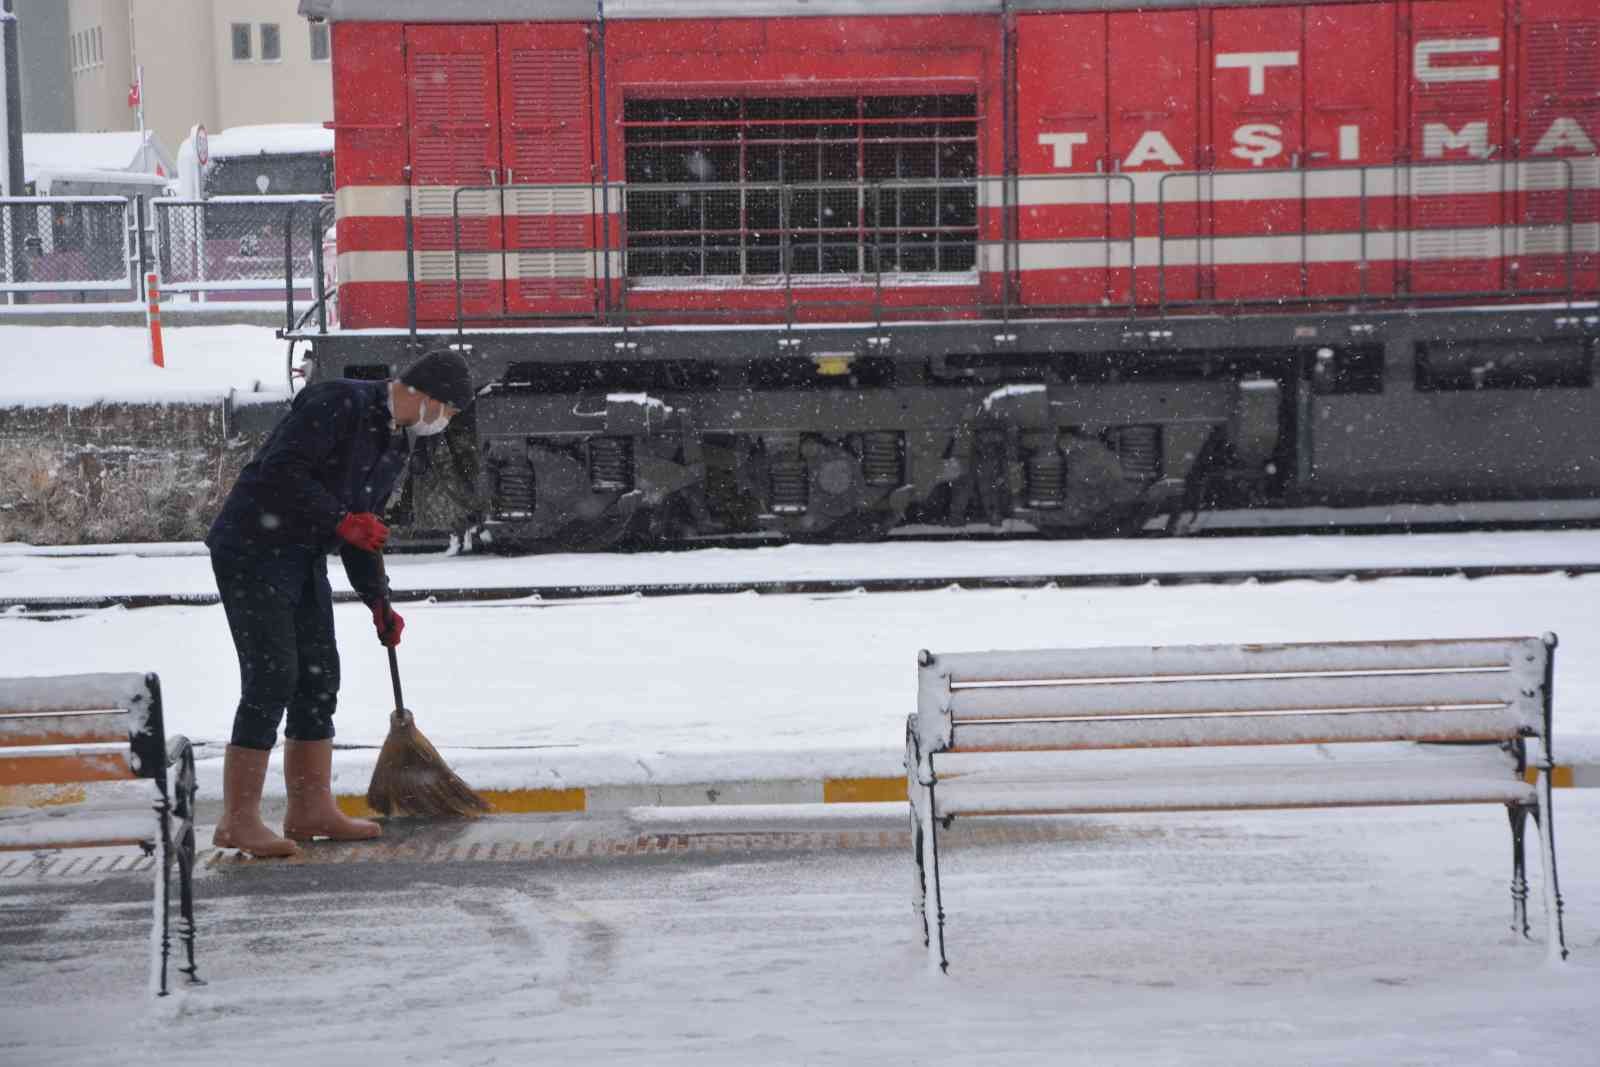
[294,303,1600,552]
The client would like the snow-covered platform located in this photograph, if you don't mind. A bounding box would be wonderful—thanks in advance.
[2,798,1596,1064]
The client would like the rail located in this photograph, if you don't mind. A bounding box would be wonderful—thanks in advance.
[1155,158,1588,312]
[407,157,1598,333]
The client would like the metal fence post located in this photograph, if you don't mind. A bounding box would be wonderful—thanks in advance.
[195,201,206,303]
[134,196,148,302]
[311,209,328,334]
[283,201,298,333]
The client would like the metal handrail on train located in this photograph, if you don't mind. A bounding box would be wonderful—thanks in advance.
[444,174,1144,333]
[1155,157,1587,313]
[423,161,1596,336]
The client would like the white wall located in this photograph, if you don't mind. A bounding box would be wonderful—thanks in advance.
[61,0,328,153]
[209,0,331,133]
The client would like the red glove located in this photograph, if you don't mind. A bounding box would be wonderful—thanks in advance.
[336,512,389,552]
[371,599,405,647]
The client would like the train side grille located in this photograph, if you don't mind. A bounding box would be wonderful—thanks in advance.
[588,437,635,492]
[861,432,903,487]
[493,460,536,519]
[1117,426,1162,480]
[770,457,810,515]
[1024,447,1067,510]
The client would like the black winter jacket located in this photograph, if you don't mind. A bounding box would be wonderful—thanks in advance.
[206,379,411,604]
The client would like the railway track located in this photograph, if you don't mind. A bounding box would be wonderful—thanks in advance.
[4,560,1597,619]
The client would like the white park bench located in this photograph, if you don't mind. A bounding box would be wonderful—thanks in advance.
[0,673,201,996]
[906,636,1569,972]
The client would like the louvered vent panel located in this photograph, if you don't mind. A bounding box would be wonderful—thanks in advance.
[508,49,587,181]
[410,52,491,185]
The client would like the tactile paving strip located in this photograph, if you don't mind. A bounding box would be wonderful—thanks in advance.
[0,822,1112,879]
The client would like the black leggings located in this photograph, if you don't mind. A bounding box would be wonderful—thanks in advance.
[210,543,340,750]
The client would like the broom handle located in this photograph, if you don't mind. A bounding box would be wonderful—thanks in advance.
[373,550,405,711]
[387,644,405,711]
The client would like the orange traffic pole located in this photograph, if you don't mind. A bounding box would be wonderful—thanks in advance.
[145,271,165,368]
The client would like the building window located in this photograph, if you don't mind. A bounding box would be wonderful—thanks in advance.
[260,23,281,62]
[309,22,330,62]
[622,94,980,280]
[231,22,252,61]
[69,33,79,72]
[92,27,101,65]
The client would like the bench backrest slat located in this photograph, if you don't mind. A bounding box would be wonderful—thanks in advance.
[0,673,166,781]
[917,637,1550,757]
[0,747,137,787]
[0,709,133,747]
[953,706,1531,752]
[947,670,1524,721]
[933,639,1541,686]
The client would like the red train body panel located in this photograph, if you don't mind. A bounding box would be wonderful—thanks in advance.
[318,0,1598,331]
[318,0,1593,329]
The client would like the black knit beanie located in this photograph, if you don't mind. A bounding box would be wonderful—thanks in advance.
[399,349,475,411]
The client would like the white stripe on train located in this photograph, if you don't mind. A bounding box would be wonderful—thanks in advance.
[335,223,1600,285]
[333,160,1600,221]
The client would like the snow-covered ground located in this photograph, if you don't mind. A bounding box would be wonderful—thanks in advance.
[0,325,289,407]
[4,531,1597,1061]
[2,799,1596,1065]
[3,553,1600,792]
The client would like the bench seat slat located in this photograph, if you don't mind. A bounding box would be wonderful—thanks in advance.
[934,758,1536,817]
[0,810,157,851]
[0,710,132,747]
[0,748,136,787]
[948,672,1530,722]
[935,638,1542,686]
[950,706,1532,752]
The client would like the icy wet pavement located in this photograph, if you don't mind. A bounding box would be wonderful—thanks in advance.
[3,798,1597,1065]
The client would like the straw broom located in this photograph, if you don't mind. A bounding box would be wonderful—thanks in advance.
[366,631,491,820]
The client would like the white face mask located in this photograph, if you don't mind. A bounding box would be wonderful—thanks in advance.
[407,399,451,438]
[409,412,450,438]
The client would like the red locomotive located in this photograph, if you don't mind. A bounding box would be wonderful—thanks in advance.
[294,0,1600,549]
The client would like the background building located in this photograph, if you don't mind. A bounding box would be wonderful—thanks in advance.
[19,0,329,153]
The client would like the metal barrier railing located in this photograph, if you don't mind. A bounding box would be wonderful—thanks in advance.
[0,196,135,296]
[1,194,333,306]
[434,174,1149,334]
[155,195,324,298]
[1155,157,1591,312]
[418,159,1598,333]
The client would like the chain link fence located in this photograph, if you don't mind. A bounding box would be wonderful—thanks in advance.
[154,196,326,299]
[0,194,331,304]
[0,197,136,296]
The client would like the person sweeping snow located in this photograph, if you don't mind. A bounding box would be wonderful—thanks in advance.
[206,349,474,858]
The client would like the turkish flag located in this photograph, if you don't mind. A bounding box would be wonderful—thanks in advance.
[128,82,140,109]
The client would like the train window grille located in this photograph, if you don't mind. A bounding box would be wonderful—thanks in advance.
[621,95,978,282]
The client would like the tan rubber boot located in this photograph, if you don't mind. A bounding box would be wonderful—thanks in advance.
[282,738,382,842]
[212,745,300,858]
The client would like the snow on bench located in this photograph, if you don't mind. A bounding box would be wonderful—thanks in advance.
[0,673,201,996]
[906,636,1570,972]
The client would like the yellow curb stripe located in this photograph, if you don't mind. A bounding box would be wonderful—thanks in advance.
[479,787,587,814]
[823,777,909,804]
[1524,766,1576,789]
[13,765,1587,816]
[335,795,379,818]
